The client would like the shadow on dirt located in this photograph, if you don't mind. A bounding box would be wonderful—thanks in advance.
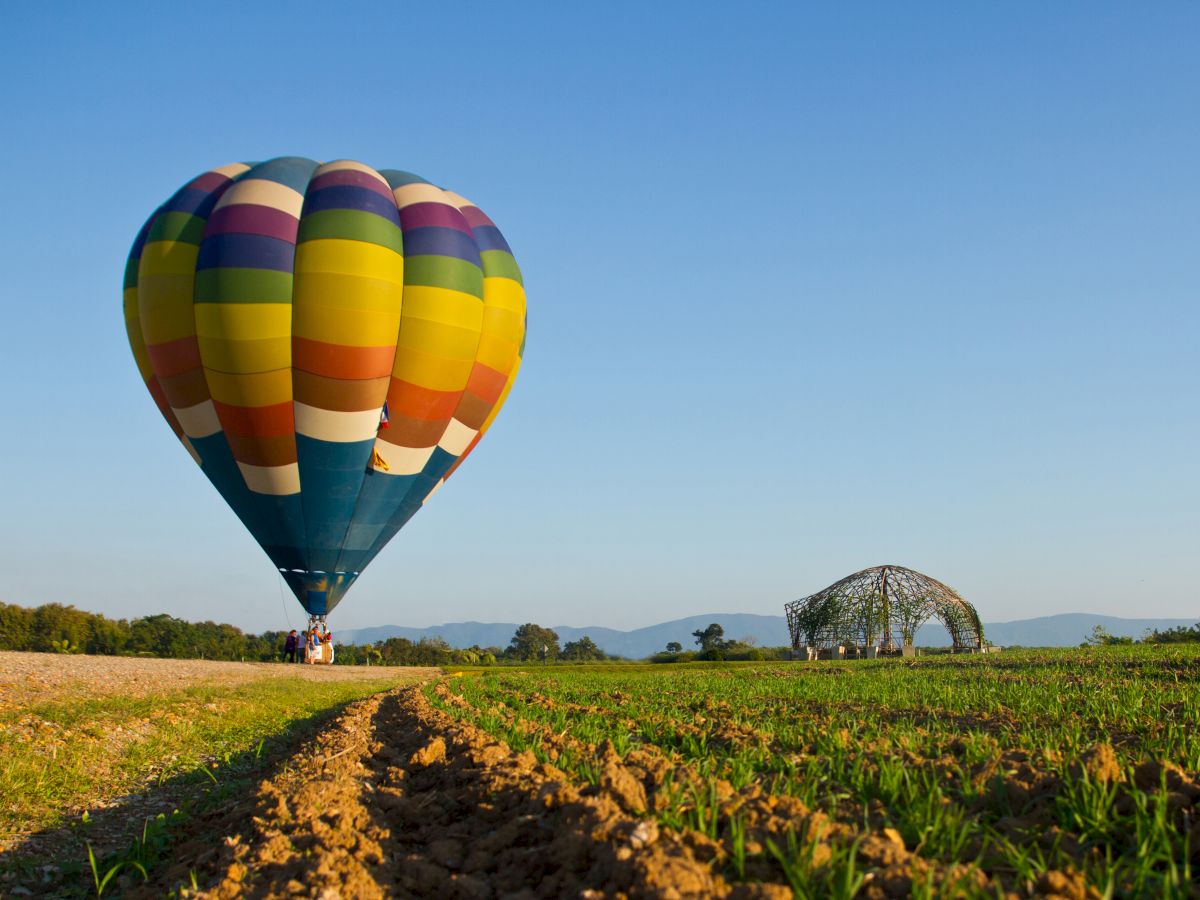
[0,697,367,898]
[143,685,727,899]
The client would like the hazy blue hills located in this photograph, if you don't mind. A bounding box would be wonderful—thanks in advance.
[339,612,1197,658]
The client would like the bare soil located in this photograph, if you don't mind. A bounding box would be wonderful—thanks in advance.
[0,651,429,709]
[141,683,782,900]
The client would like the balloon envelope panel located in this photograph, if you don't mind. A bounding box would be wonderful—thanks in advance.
[125,158,525,615]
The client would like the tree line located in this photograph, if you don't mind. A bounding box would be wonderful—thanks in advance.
[652,622,791,662]
[0,603,616,665]
[1083,622,1200,646]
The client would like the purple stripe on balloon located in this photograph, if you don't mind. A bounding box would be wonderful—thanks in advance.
[302,184,400,223]
[189,171,234,194]
[196,233,296,272]
[399,201,473,235]
[459,206,495,229]
[308,169,395,201]
[470,225,512,255]
[206,204,299,242]
[162,186,224,218]
[402,226,482,266]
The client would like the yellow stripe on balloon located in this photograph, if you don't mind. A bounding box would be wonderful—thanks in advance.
[139,240,199,276]
[395,318,482,360]
[194,302,291,339]
[293,301,403,347]
[195,303,292,375]
[123,288,155,382]
[401,285,484,331]
[391,348,475,391]
[482,306,525,344]
[196,336,291,375]
[138,278,198,344]
[294,239,404,281]
[204,367,292,407]
[482,277,527,314]
[292,272,404,317]
[474,331,521,374]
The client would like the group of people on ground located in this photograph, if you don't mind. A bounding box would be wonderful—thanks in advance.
[282,625,334,665]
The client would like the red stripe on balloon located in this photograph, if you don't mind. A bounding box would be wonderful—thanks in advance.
[146,337,202,378]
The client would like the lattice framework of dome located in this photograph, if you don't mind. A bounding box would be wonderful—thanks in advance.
[785,565,984,654]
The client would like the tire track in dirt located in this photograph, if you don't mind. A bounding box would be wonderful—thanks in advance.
[145,683,782,899]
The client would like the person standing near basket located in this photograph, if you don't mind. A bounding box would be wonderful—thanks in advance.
[282,629,298,664]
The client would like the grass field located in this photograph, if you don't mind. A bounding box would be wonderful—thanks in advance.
[433,647,1200,898]
[2,648,1197,897]
[0,656,431,895]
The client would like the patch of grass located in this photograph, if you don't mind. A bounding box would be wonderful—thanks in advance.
[0,675,406,840]
[428,647,1200,896]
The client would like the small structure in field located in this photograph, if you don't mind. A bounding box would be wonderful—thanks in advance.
[785,565,987,658]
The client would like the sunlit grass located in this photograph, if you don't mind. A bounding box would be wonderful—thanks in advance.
[0,675,406,839]
[432,646,1200,896]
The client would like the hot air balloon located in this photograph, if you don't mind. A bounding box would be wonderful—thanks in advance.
[123,157,526,630]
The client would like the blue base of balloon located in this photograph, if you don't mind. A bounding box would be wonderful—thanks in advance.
[280,570,359,616]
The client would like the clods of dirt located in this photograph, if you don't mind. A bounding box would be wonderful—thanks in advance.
[144,685,737,898]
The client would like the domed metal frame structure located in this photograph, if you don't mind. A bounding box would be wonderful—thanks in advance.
[785,565,984,655]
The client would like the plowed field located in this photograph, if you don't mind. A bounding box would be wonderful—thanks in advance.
[3,648,1199,898]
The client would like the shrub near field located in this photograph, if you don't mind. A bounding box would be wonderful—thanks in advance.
[434,647,1200,898]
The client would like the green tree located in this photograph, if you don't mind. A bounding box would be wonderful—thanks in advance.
[127,614,191,657]
[507,623,560,661]
[1083,625,1133,647]
[692,623,727,653]
[378,636,417,665]
[0,602,35,650]
[664,641,682,654]
[560,635,605,661]
[1145,623,1200,644]
[31,604,91,653]
[85,615,128,655]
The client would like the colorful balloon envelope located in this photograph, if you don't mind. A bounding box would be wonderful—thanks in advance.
[123,158,526,616]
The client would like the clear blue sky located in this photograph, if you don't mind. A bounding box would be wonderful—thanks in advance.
[1,2,1196,633]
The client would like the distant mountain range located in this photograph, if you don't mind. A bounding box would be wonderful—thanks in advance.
[338,612,1196,658]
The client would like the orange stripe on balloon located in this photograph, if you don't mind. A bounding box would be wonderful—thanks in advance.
[293,337,397,380]
[224,432,298,467]
[465,362,508,404]
[386,378,462,421]
[212,400,295,437]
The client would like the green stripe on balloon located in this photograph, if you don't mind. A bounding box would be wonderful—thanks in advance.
[194,268,295,304]
[297,209,404,253]
[480,251,523,285]
[148,211,207,245]
[402,255,483,297]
